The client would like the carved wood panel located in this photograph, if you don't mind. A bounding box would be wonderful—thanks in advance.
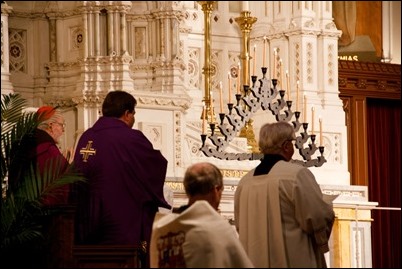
[338,60,401,186]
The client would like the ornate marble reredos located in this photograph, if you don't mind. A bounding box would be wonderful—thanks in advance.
[1,1,359,190]
[4,2,396,267]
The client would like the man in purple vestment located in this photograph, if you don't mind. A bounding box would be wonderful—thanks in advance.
[72,90,171,266]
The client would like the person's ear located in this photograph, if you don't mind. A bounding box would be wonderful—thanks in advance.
[122,110,132,121]
[283,140,294,152]
[119,110,131,126]
[215,185,223,197]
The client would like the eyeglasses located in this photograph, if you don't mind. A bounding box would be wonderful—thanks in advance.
[53,122,66,128]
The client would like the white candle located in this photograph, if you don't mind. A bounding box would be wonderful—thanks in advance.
[242,1,249,11]
[219,81,223,113]
[273,48,277,79]
[279,59,283,90]
[263,37,266,67]
[253,44,256,76]
[228,72,232,103]
[210,90,214,121]
[237,62,241,94]
[303,94,307,123]
[296,80,300,111]
[319,117,323,146]
[311,106,315,134]
[202,103,206,134]
[286,71,290,101]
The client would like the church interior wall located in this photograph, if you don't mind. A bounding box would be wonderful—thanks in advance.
[4,1,400,180]
[57,15,83,62]
[135,107,175,177]
[2,2,400,267]
[5,0,400,187]
[8,16,45,106]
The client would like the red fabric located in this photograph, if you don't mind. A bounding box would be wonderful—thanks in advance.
[367,98,401,268]
[36,141,69,206]
[34,129,70,206]
[37,106,56,122]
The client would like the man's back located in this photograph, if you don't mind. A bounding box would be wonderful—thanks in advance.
[151,200,254,268]
[73,116,170,245]
[235,160,334,268]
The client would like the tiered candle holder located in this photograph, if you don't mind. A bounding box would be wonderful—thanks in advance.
[200,67,326,167]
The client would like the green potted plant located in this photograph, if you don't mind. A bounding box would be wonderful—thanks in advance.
[1,93,85,268]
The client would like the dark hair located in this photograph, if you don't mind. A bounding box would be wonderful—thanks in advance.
[102,91,137,118]
[183,162,223,197]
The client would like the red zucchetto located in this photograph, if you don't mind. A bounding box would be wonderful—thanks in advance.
[37,106,56,123]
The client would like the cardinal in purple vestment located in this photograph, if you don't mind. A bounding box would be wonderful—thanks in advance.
[72,90,171,266]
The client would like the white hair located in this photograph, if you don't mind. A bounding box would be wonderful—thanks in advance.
[37,109,63,131]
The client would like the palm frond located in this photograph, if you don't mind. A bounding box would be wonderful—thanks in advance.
[15,158,85,201]
[2,159,86,249]
[1,93,38,183]
[1,93,26,121]
[1,93,34,133]
[1,92,87,253]
[1,194,44,249]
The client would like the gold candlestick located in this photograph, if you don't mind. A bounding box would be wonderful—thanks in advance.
[198,1,216,122]
[235,11,257,88]
[235,10,258,152]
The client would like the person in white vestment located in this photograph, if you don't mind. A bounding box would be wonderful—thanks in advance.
[150,162,254,268]
[234,121,335,268]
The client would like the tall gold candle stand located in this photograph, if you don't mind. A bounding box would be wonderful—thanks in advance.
[235,11,258,152]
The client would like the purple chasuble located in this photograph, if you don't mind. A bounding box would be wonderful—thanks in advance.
[73,117,170,247]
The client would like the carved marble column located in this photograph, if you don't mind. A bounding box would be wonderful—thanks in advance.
[1,2,14,94]
[94,9,100,56]
[48,18,57,62]
[73,1,135,136]
[88,9,94,57]
[121,10,128,54]
[113,11,120,55]
[107,8,114,55]
[82,11,88,58]
[151,7,187,93]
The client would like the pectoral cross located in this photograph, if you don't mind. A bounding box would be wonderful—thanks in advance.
[80,141,96,162]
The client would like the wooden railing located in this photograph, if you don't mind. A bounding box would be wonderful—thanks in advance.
[45,205,146,268]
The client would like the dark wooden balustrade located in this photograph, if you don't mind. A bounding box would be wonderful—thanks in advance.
[45,205,146,268]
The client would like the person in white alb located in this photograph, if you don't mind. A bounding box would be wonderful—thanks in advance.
[234,121,335,268]
[150,162,254,268]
